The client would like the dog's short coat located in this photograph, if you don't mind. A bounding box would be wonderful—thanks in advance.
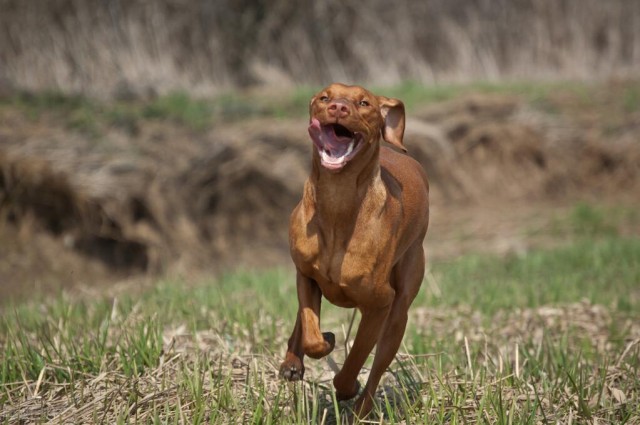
[279,83,429,418]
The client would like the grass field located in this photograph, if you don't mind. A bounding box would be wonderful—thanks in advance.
[1,204,639,424]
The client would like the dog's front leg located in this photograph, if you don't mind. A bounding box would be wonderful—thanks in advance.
[280,311,304,381]
[280,270,335,381]
[297,270,335,359]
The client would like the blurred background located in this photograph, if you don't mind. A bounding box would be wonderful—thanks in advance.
[2,0,640,95]
[1,0,639,301]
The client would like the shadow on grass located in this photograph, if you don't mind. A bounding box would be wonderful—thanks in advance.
[288,357,424,424]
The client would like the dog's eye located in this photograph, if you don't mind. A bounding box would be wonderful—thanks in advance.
[319,96,330,102]
[358,100,370,107]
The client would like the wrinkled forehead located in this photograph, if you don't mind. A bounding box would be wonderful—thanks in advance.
[318,83,375,100]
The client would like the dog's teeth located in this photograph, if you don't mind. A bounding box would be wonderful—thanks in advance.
[346,141,354,156]
[320,145,352,166]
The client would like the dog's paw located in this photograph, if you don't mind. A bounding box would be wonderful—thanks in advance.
[304,331,336,359]
[322,331,336,351]
[279,359,305,381]
[334,378,361,401]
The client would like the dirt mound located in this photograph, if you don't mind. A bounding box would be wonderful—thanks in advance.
[1,152,150,272]
[1,91,639,299]
[406,94,640,202]
[1,151,87,235]
[1,117,309,299]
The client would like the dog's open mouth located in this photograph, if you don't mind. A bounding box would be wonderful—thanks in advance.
[308,118,364,171]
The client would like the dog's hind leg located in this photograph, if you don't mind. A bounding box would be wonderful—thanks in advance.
[332,301,392,402]
[353,242,425,417]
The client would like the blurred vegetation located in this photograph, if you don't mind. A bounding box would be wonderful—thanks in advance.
[623,84,640,113]
[1,0,639,98]
[549,203,640,239]
[423,202,640,314]
[425,236,640,314]
[5,80,637,136]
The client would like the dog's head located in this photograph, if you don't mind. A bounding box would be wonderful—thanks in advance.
[308,83,406,172]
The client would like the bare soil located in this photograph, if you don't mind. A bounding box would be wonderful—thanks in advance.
[1,83,639,302]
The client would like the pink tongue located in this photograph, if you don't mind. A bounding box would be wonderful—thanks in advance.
[308,118,352,156]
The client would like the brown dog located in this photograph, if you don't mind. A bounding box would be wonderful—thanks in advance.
[279,83,429,417]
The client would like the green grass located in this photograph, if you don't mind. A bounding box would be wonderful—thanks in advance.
[623,84,640,113]
[6,80,638,137]
[0,89,266,134]
[423,237,640,314]
[372,80,599,111]
[1,231,639,423]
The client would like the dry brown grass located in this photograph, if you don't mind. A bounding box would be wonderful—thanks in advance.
[1,0,639,97]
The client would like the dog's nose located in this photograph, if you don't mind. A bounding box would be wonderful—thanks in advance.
[327,100,350,118]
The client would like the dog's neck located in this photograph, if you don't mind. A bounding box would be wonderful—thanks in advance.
[308,143,384,227]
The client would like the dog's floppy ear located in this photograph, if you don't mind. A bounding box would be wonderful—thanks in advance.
[308,96,317,117]
[378,96,406,152]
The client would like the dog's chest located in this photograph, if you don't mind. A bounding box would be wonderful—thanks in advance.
[291,217,392,307]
